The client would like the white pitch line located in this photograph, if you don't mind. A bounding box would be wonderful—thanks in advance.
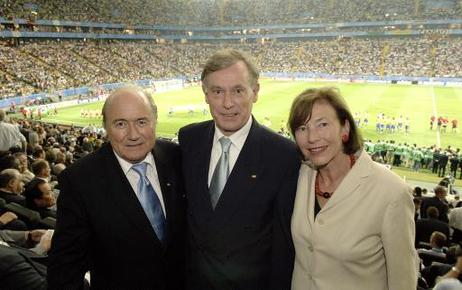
[431,86,441,147]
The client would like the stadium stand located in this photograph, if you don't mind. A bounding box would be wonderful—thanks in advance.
[1,0,461,25]
[3,1,462,288]
[2,38,462,99]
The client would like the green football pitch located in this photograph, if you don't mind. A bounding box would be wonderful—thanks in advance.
[40,79,462,150]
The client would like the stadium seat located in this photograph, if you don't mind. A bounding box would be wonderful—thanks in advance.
[39,217,56,229]
[4,202,41,227]
[418,250,447,267]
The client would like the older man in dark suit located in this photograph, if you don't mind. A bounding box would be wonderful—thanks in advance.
[48,87,186,290]
[421,185,449,223]
[416,206,450,248]
[179,49,299,290]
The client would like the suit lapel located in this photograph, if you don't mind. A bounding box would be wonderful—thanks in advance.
[190,121,215,215]
[153,143,175,244]
[321,150,371,212]
[101,144,162,247]
[213,119,262,224]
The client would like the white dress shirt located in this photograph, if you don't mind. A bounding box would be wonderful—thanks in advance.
[114,151,166,216]
[0,122,26,151]
[208,116,252,186]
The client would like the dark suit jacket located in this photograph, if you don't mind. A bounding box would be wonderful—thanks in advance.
[0,245,47,290]
[179,119,300,290]
[0,189,26,206]
[415,218,450,247]
[420,196,449,223]
[47,140,186,290]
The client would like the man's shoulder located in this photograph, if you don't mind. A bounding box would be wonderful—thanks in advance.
[253,122,297,152]
[154,138,180,157]
[178,120,213,145]
[179,120,213,135]
[62,144,110,175]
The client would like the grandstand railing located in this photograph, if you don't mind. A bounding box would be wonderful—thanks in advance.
[3,29,462,41]
[2,17,462,32]
[262,72,462,87]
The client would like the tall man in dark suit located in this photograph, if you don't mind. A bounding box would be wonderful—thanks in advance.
[48,87,186,290]
[438,151,449,177]
[179,49,300,290]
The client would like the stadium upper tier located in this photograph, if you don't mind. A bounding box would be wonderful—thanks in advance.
[1,0,461,26]
[1,38,462,99]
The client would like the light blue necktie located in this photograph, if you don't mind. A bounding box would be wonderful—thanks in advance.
[132,162,166,242]
[209,137,232,209]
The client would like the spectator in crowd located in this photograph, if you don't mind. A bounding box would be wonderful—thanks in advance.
[0,154,20,172]
[416,206,450,248]
[287,87,416,289]
[179,49,299,289]
[0,109,26,152]
[32,148,46,160]
[0,168,25,205]
[421,186,450,223]
[0,229,53,290]
[31,159,52,183]
[48,87,186,289]
[433,256,462,290]
[449,206,462,245]
[431,231,448,253]
[417,231,448,268]
[23,178,56,219]
[418,231,447,255]
[13,151,35,184]
[421,245,462,288]
[51,151,66,176]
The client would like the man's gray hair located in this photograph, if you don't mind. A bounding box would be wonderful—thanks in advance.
[201,49,259,86]
[0,168,21,188]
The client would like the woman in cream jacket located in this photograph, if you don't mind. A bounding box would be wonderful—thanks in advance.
[287,87,417,290]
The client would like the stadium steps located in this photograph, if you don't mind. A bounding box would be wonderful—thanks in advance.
[70,48,116,77]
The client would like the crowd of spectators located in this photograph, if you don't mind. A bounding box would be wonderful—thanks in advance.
[1,0,461,25]
[2,37,462,99]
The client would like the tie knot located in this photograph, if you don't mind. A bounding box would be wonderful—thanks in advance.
[219,137,232,154]
[132,162,148,177]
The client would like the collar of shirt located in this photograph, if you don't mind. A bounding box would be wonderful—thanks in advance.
[208,116,253,185]
[114,151,155,176]
[213,115,253,151]
[113,150,166,215]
